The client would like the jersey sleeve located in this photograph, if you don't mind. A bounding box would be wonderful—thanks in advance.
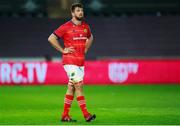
[87,25,92,39]
[53,25,66,39]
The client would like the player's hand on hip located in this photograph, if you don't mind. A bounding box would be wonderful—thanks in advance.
[63,47,75,54]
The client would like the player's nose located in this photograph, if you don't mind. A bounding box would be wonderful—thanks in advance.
[79,11,83,15]
[80,12,83,15]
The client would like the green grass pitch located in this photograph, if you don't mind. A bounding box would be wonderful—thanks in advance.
[0,85,180,125]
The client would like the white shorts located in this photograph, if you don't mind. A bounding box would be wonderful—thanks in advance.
[63,65,84,83]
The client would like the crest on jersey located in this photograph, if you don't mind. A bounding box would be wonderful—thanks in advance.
[84,29,87,33]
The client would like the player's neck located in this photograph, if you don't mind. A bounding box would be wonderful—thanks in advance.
[71,18,82,26]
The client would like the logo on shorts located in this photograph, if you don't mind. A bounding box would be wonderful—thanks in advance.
[71,72,75,77]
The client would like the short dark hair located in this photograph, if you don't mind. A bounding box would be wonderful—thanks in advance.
[70,3,83,12]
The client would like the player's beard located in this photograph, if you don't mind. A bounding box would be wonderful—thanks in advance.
[75,15,84,21]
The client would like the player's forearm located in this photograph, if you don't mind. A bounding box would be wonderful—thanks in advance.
[48,34,64,53]
[50,40,64,53]
[85,35,93,53]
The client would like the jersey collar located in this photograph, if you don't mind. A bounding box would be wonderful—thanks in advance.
[70,20,83,26]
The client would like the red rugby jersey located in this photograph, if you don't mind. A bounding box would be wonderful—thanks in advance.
[54,20,91,66]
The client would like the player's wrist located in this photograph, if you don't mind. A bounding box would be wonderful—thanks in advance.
[63,48,67,53]
[62,47,69,54]
[58,48,64,53]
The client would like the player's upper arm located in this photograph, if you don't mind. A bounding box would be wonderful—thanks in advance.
[48,33,58,42]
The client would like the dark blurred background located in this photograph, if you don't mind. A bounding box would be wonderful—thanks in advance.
[0,0,180,60]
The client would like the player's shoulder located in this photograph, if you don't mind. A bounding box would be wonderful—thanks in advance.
[59,20,72,28]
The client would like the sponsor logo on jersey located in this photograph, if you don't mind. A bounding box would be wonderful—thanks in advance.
[73,37,87,40]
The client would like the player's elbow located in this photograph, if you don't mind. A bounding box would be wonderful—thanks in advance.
[90,34,94,41]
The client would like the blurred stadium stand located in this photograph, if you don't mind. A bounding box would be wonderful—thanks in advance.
[84,0,180,16]
[0,0,180,59]
[0,0,47,17]
[0,0,180,17]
